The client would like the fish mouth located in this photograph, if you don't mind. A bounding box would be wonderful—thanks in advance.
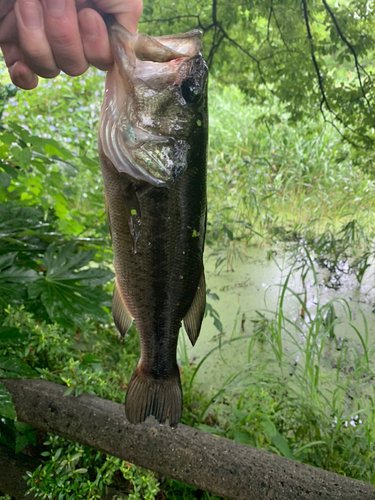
[99,19,205,188]
[108,20,203,87]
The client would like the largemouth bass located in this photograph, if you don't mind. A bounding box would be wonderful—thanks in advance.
[98,16,208,426]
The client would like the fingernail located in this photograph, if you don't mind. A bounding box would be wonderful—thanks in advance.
[79,11,99,41]
[44,0,67,16]
[19,0,42,30]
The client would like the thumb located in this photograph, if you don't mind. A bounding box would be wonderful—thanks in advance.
[91,0,143,33]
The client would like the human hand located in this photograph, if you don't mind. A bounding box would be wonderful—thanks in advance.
[0,0,143,90]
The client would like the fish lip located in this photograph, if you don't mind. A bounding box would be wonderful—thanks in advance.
[107,19,203,65]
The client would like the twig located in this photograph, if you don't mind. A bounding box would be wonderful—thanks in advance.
[302,0,331,115]
[272,4,292,56]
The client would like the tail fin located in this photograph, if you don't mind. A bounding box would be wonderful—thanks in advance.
[125,365,182,427]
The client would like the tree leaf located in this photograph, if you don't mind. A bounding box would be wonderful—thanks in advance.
[0,381,17,419]
[233,430,254,445]
[75,268,114,286]
[0,327,27,348]
[0,356,38,378]
[271,432,296,460]
[0,265,38,283]
[27,242,112,323]
[10,146,31,168]
[0,170,11,188]
[0,161,18,179]
[0,252,17,269]
[15,435,29,454]
[261,419,276,437]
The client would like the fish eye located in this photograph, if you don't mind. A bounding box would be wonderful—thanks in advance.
[181,78,201,104]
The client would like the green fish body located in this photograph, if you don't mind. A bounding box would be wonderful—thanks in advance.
[98,18,208,426]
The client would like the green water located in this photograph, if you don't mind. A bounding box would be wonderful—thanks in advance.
[179,245,375,392]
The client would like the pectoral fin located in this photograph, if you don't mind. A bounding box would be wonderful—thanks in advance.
[112,282,133,337]
[183,269,206,346]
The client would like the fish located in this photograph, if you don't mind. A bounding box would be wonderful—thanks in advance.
[98,15,208,427]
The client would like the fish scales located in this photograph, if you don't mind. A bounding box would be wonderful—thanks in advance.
[99,15,208,426]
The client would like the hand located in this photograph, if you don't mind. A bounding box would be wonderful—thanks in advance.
[0,0,143,90]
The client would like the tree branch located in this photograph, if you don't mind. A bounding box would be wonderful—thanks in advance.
[301,0,372,148]
[212,0,217,24]
[216,25,273,92]
[321,0,371,106]
[302,0,331,115]
[206,33,224,68]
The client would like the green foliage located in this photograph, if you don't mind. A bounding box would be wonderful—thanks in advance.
[0,68,107,237]
[0,119,106,238]
[0,381,16,419]
[27,241,113,325]
[0,82,17,124]
[142,0,375,173]
[26,435,159,500]
[206,82,375,246]
[0,203,113,327]
[163,480,220,500]
[0,418,36,454]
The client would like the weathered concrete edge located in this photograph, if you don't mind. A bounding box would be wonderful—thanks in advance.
[2,378,375,500]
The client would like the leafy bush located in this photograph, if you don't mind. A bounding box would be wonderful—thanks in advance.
[26,436,159,500]
[0,203,113,326]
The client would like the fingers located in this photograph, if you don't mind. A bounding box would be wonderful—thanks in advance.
[14,0,60,78]
[0,0,15,19]
[40,0,89,76]
[78,8,113,70]
[0,0,144,90]
[1,42,38,89]
[0,8,18,43]
[9,60,39,89]
[14,0,89,78]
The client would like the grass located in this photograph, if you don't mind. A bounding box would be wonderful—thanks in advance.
[207,81,375,245]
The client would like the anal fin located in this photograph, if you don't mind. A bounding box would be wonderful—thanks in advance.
[183,269,206,346]
[112,281,133,337]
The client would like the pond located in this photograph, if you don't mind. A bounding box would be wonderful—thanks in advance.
[180,244,375,396]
